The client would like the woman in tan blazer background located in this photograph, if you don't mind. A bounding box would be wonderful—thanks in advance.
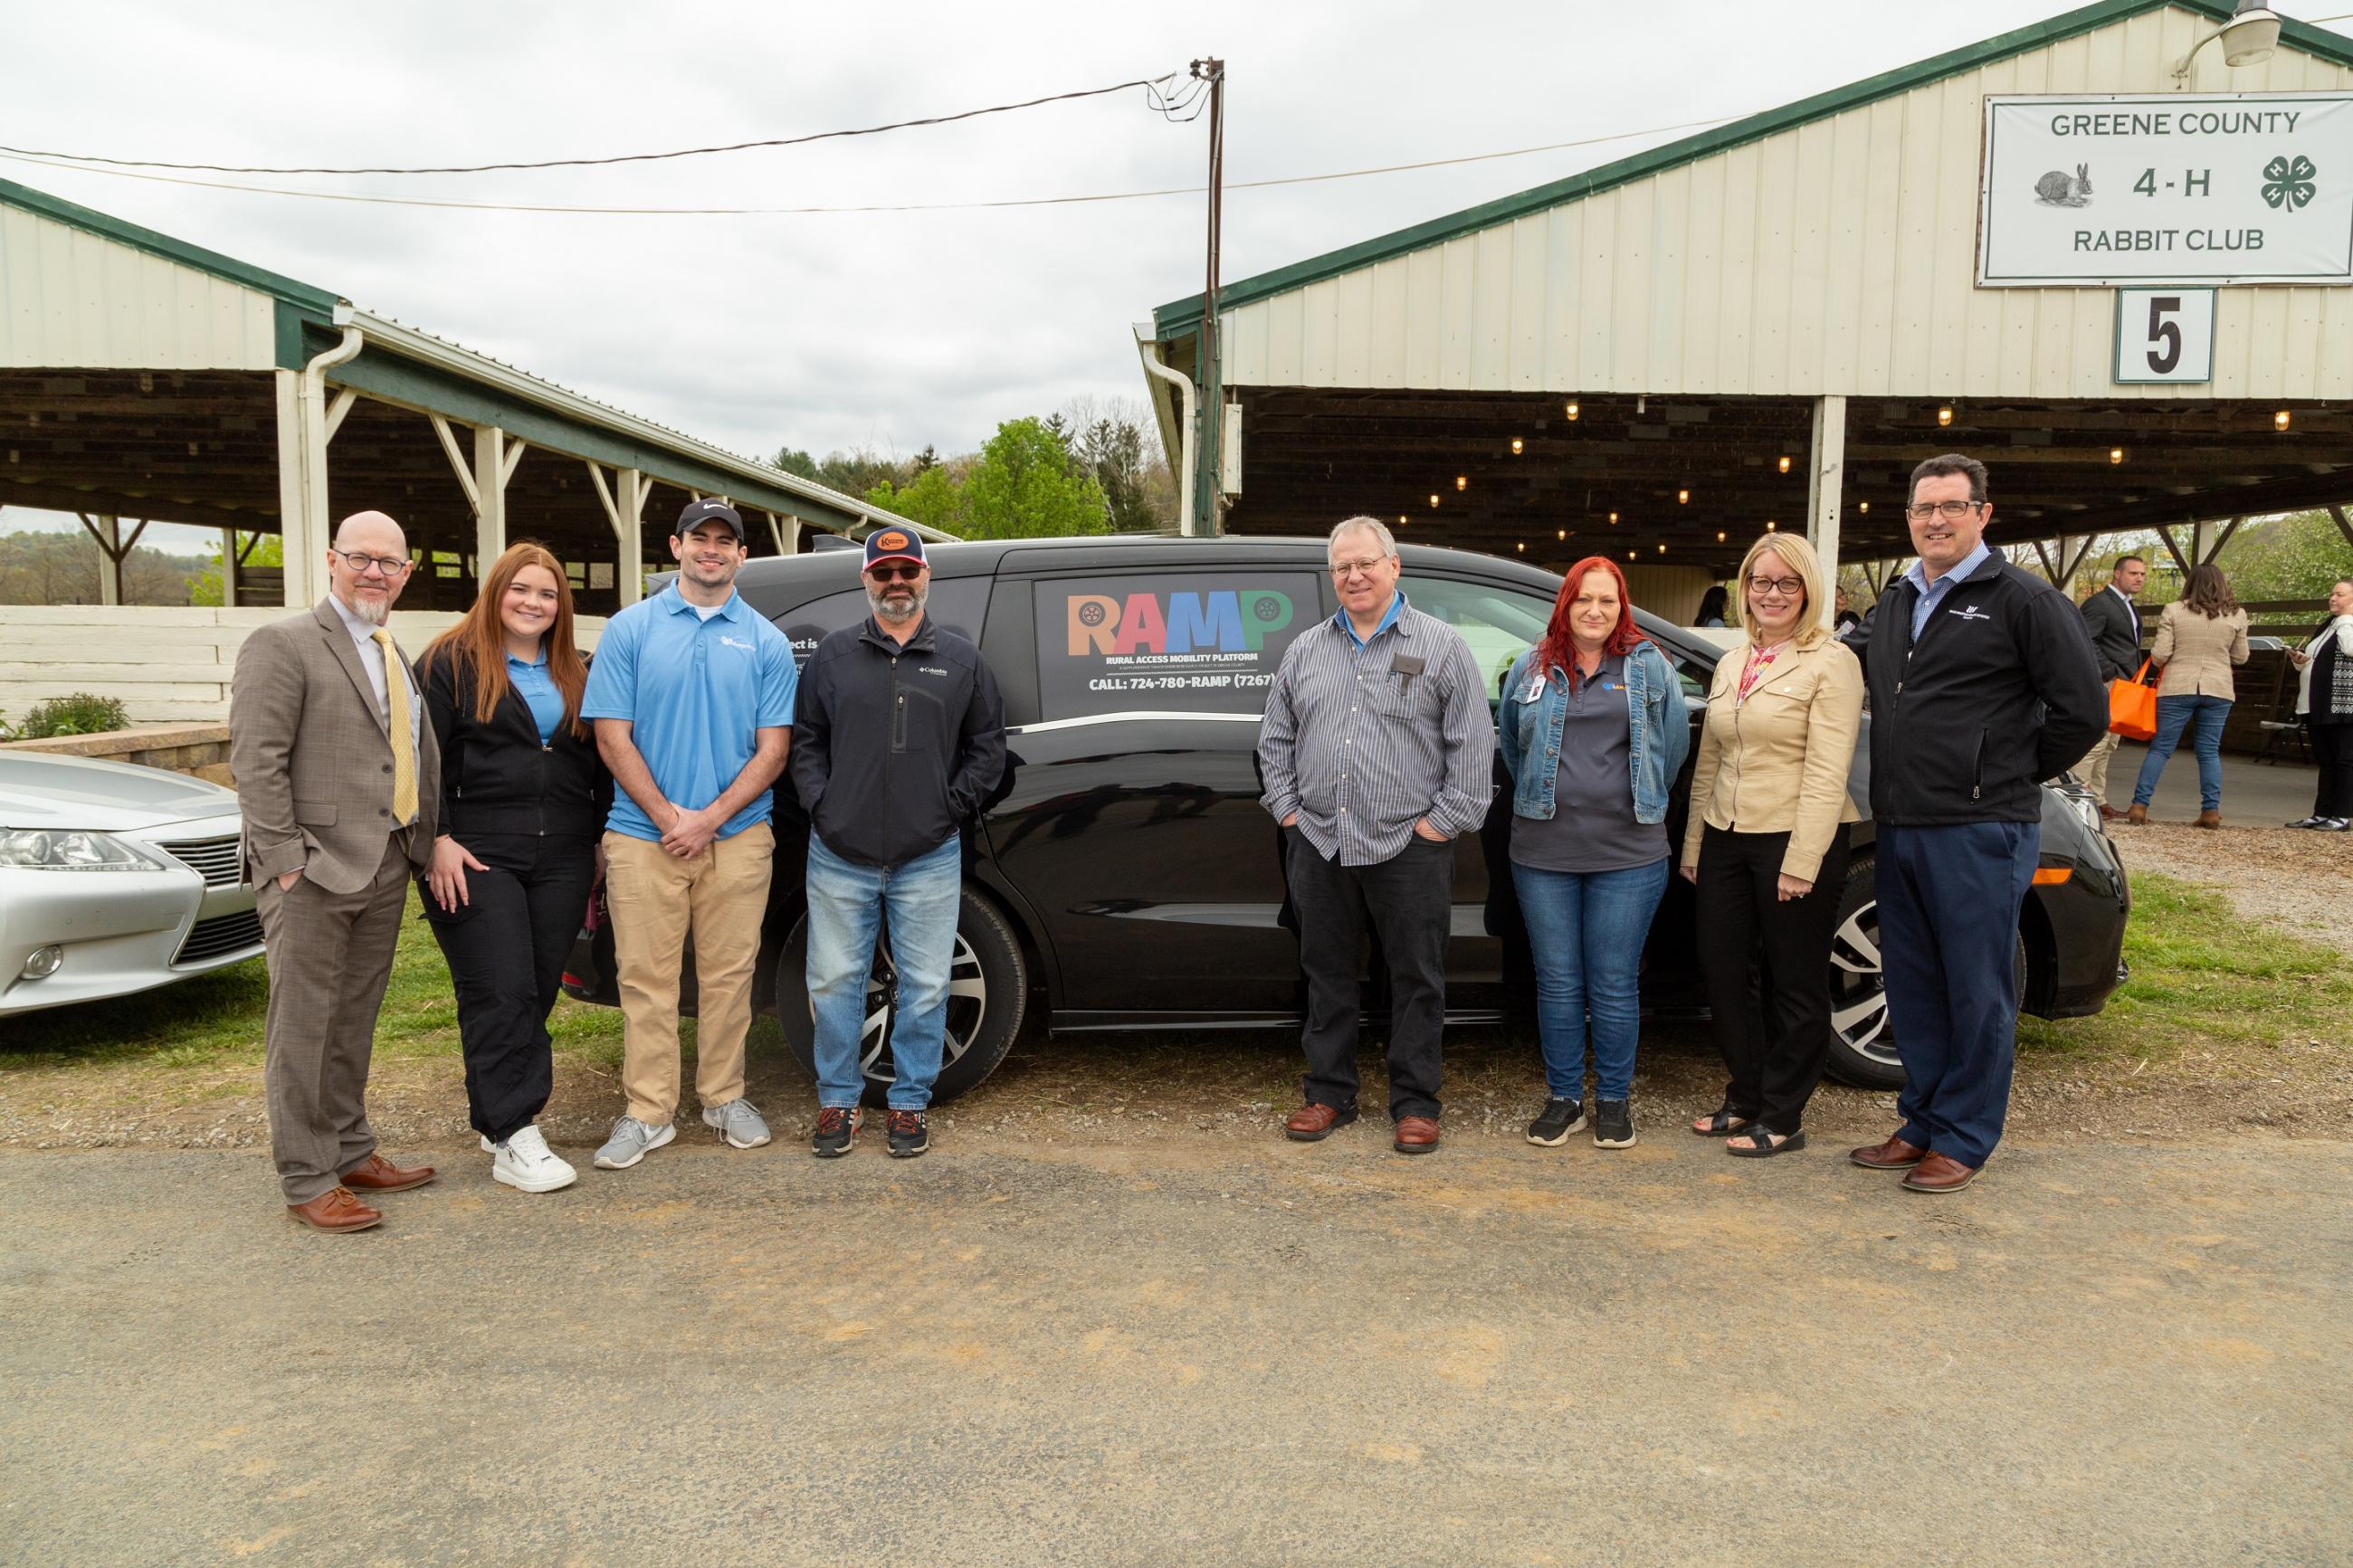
[2125,563,2250,829]
[1678,533,1864,1156]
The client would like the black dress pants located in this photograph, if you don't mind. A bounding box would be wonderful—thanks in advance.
[1692,822,1853,1134]
[421,832,597,1144]
[1286,827,1453,1121]
[2313,720,2353,818]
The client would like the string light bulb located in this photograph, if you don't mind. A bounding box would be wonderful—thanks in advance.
[1429,493,1440,508]
[1510,437,1524,455]
[1858,500,1870,514]
[2109,447,2125,465]
[1517,541,1525,552]
[1766,519,1777,532]
[1657,543,1667,554]
[1717,530,1727,542]
[1678,489,1691,505]
[1608,511,1619,525]
[1557,528,1566,541]
[1455,475,1468,491]
[1566,402,1580,421]
[2275,408,2292,431]
[1937,405,1954,427]
[1777,455,1792,474]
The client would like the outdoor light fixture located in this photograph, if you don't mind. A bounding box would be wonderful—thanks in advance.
[1678,489,1690,505]
[2275,408,2292,431]
[1937,405,1954,427]
[1558,529,1567,540]
[1717,530,1727,542]
[1397,515,1407,525]
[1766,520,1777,532]
[1859,500,1870,514]
[1778,455,1792,474]
[1626,551,1637,561]
[1430,494,1441,508]
[1566,402,1580,421]
[1511,437,1524,455]
[1657,544,1667,554]
[2110,447,2126,464]
[2173,0,2282,79]
[1517,541,1526,552]
[1608,511,1619,525]
[1455,475,1468,491]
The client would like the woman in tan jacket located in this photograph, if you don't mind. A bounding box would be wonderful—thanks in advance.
[1678,534,1864,1156]
[2125,564,2250,829]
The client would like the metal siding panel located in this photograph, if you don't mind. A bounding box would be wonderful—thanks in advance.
[1370,258,1409,388]
[1543,203,1582,390]
[1507,215,1548,389]
[1265,288,1305,385]
[1471,222,1514,388]
[1228,300,1268,385]
[1853,97,1910,394]
[1715,144,1761,394]
[1404,247,1443,386]
[1815,109,1872,391]
[1608,177,1653,390]
[1958,63,2011,395]
[1438,234,1477,388]
[1783,118,1836,394]
[1646,165,1690,389]
[1578,193,1617,388]
[1334,268,1375,386]
[0,210,33,363]
[36,213,79,364]
[1300,278,1339,386]
[1681,157,1725,392]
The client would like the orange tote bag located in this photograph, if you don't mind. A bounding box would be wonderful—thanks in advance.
[2109,658,2158,741]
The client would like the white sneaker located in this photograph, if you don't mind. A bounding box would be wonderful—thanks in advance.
[491,1125,577,1193]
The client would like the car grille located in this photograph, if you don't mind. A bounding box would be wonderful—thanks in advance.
[156,833,243,888]
[174,909,263,965]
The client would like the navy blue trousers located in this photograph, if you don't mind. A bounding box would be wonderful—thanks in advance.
[1876,821,2038,1168]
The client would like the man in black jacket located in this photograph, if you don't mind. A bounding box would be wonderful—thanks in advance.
[2076,554,2147,816]
[1847,454,2106,1193]
[790,528,1005,1159]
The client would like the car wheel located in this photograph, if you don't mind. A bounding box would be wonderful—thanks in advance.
[1824,856,2025,1091]
[776,886,1028,1108]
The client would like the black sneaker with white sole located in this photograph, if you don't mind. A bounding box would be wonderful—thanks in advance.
[812,1106,862,1158]
[1527,1098,1586,1146]
[886,1109,930,1159]
[1592,1099,1637,1148]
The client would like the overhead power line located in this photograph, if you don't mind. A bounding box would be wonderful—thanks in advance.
[0,74,1184,176]
[0,114,1742,217]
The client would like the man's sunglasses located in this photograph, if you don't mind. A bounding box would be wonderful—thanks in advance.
[865,563,924,583]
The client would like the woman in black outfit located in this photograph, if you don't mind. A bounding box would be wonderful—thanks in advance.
[2288,576,2353,831]
[416,542,608,1193]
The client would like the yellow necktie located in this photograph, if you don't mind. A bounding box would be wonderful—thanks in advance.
[372,629,419,823]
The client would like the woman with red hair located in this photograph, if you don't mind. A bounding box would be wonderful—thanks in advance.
[1497,556,1690,1151]
[416,542,609,1195]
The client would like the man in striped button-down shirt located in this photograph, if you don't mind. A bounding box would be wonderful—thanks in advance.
[1260,517,1495,1155]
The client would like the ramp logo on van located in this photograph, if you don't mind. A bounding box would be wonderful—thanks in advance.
[1036,573,1319,722]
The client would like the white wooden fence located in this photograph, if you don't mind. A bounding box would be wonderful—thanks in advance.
[0,605,605,726]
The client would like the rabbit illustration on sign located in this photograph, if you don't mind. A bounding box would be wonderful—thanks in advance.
[2034,163,2092,206]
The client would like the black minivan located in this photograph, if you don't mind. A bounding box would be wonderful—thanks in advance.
[565,536,2129,1103]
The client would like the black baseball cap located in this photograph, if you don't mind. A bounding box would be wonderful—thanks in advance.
[862,526,927,572]
[674,499,745,540]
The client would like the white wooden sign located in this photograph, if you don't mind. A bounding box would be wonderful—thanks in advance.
[1978,93,2353,286]
[2113,288,2215,383]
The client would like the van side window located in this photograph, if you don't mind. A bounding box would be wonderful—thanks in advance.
[1031,571,1323,720]
[1407,577,1560,698]
[775,577,991,667]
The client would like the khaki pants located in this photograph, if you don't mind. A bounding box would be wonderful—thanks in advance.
[2079,729,2121,804]
[602,822,774,1126]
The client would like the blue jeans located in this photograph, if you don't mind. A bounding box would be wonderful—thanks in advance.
[805,832,962,1111]
[2132,694,2231,811]
[1510,857,1672,1102]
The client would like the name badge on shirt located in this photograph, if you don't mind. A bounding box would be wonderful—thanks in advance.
[1522,674,1547,704]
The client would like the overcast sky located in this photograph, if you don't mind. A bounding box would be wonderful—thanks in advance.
[7,0,2349,551]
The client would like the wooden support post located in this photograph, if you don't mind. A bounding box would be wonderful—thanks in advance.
[586,461,648,606]
[220,527,238,607]
[2153,523,2194,577]
[2031,538,2062,585]
[1805,394,1847,631]
[473,424,510,570]
[273,367,316,606]
[2330,504,2353,550]
[2203,515,2245,565]
[80,513,121,604]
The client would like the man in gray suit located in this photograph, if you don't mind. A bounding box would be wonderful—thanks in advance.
[2077,554,2147,817]
[231,511,443,1232]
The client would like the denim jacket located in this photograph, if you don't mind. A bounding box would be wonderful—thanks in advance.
[1498,640,1690,823]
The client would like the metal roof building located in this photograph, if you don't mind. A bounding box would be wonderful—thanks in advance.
[1,176,939,613]
[1138,0,2353,611]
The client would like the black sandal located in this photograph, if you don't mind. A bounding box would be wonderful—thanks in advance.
[1691,1105,1757,1137]
[1726,1127,1806,1158]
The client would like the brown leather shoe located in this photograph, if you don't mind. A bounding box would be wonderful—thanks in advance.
[1848,1133,1929,1170]
[288,1186,382,1232]
[1393,1116,1441,1155]
[2194,810,2222,831]
[1284,1102,1358,1142]
[2098,803,2127,822]
[341,1153,435,1193]
[2123,803,2148,825]
[1901,1152,1980,1193]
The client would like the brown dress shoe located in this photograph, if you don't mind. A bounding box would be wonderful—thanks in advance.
[2194,810,2222,831]
[1284,1102,1358,1142]
[2097,803,2126,822]
[2123,803,2148,825]
[1901,1152,1980,1193]
[1393,1116,1441,1155]
[1848,1133,1929,1170]
[288,1186,382,1232]
[341,1153,436,1193]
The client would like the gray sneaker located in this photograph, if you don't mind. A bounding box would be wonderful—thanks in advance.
[592,1116,676,1170]
[700,1098,772,1150]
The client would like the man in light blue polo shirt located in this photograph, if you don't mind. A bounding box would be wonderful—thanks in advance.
[584,499,797,1171]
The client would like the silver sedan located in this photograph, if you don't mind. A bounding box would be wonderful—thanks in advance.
[0,752,263,1016]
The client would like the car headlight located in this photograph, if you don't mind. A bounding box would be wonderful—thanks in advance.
[0,829,164,870]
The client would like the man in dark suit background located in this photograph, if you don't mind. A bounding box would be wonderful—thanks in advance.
[2077,554,2148,818]
[230,510,443,1232]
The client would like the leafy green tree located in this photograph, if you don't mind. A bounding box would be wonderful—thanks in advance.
[960,418,1110,540]
[189,532,281,606]
[2215,510,2353,605]
[863,465,965,534]
[771,447,821,481]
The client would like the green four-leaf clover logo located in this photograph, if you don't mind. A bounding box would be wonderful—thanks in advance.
[2262,154,2317,212]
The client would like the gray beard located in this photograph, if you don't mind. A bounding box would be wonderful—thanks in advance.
[869,584,927,624]
[336,589,389,626]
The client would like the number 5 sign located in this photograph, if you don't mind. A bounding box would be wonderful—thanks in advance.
[2113,288,2215,384]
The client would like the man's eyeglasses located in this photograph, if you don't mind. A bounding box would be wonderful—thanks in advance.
[329,548,413,577]
[1904,499,1985,522]
[865,563,924,584]
[1329,556,1388,580]
[1746,575,1805,598]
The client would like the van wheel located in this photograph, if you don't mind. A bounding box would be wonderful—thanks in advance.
[776,886,1027,1108]
[1824,855,2026,1091]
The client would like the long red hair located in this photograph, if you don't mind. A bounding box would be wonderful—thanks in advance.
[419,541,588,737]
[1535,556,1652,692]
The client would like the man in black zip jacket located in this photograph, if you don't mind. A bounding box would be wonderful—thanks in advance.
[789,528,1005,1160]
[1844,454,2106,1193]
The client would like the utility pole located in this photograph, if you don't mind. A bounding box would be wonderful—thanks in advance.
[1191,57,1225,537]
